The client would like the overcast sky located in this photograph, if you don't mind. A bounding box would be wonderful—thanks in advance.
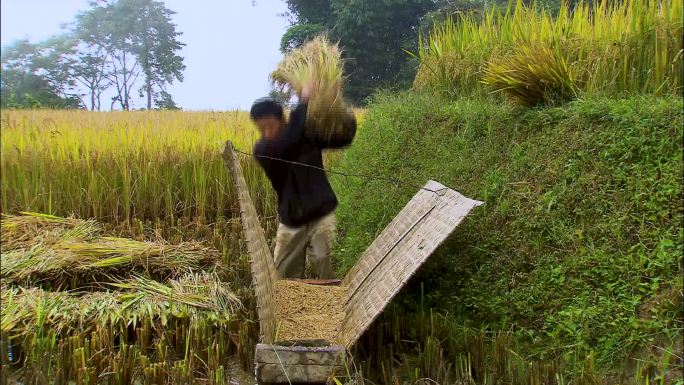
[0,0,290,110]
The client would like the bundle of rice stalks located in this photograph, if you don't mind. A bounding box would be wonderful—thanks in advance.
[1,285,119,336]
[270,35,354,143]
[1,236,222,287]
[482,43,578,106]
[1,212,101,251]
[1,273,242,338]
[112,273,242,319]
[55,236,221,272]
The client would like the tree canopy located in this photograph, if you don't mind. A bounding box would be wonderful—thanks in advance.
[280,0,438,105]
[1,39,81,108]
[1,0,185,110]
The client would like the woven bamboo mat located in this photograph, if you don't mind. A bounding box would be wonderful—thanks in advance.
[222,141,276,343]
[338,180,483,348]
[224,142,482,347]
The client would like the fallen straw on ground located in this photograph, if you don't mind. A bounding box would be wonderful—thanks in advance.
[1,272,242,337]
[1,213,223,287]
[1,212,102,250]
[0,212,246,383]
[274,279,346,343]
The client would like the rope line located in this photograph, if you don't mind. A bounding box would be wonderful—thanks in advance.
[231,147,449,196]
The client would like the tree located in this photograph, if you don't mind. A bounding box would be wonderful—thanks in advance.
[76,2,142,110]
[1,39,39,70]
[128,0,185,109]
[1,39,81,108]
[268,87,292,107]
[1,0,184,110]
[283,0,333,24]
[72,43,112,111]
[75,0,185,110]
[420,0,489,33]
[331,0,437,104]
[36,35,87,108]
[280,0,333,53]
[280,23,326,53]
[280,0,437,105]
[0,68,74,108]
[154,89,180,110]
[43,33,115,111]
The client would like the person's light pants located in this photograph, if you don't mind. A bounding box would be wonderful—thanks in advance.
[273,212,335,279]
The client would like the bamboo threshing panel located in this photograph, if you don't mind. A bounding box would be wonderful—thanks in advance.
[222,141,276,343]
[338,180,483,348]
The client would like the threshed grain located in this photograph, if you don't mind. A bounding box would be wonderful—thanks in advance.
[274,279,346,343]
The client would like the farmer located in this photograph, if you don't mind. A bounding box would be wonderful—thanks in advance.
[249,84,356,279]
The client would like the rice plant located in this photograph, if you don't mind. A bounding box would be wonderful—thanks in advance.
[1,274,241,336]
[483,42,579,105]
[1,239,223,288]
[1,212,102,250]
[0,211,256,383]
[1,274,249,384]
[0,109,276,227]
[415,0,683,105]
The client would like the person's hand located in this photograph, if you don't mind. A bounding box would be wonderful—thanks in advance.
[300,82,315,100]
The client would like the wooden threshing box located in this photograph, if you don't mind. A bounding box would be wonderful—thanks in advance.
[222,142,483,384]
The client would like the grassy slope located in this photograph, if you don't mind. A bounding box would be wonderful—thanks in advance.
[332,92,682,372]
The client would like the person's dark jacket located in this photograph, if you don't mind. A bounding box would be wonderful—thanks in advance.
[254,101,356,227]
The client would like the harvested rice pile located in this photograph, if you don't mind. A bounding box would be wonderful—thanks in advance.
[0,212,244,384]
[274,279,346,343]
[1,212,222,287]
[1,273,242,337]
[1,211,102,250]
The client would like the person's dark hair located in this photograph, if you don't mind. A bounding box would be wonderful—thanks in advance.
[250,97,284,120]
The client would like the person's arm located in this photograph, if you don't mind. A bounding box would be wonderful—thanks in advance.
[253,145,273,173]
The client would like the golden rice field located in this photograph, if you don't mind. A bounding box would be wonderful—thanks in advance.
[0,109,364,226]
[0,109,288,272]
[1,110,276,226]
[0,108,365,384]
[1,111,276,383]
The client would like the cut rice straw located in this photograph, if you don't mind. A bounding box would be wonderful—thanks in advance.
[1,212,102,251]
[1,237,222,286]
[1,272,242,338]
[1,213,223,287]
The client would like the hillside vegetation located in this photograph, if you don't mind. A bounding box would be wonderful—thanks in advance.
[332,92,682,380]
[414,0,682,105]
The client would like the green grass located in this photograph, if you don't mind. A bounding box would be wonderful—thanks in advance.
[331,92,682,380]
